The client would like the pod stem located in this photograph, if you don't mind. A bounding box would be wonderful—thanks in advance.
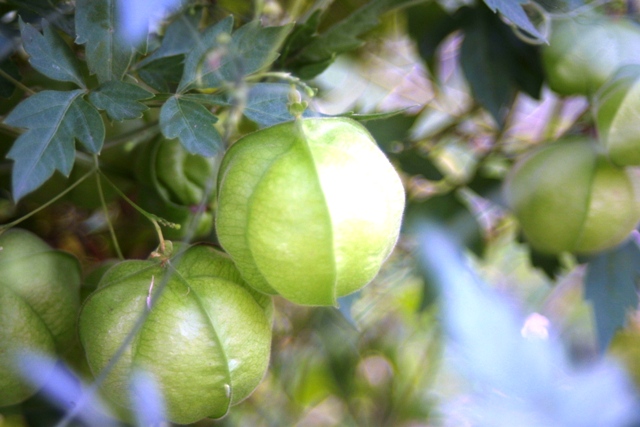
[98,171,180,254]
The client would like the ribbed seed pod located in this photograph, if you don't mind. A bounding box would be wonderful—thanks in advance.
[79,245,272,425]
[216,117,405,306]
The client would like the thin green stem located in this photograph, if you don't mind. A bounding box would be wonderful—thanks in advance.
[0,167,97,233]
[93,156,124,260]
[0,68,36,95]
[98,171,179,253]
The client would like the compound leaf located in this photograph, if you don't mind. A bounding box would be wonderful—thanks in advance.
[5,90,105,201]
[20,19,85,87]
[177,15,234,92]
[483,0,544,41]
[585,239,640,352]
[286,0,419,79]
[88,81,153,121]
[138,11,201,67]
[178,18,293,92]
[159,96,222,157]
[75,0,135,83]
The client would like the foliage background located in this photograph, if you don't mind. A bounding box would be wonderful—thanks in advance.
[1,0,640,426]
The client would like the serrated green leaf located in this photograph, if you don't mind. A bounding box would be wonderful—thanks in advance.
[137,11,201,67]
[137,55,185,93]
[20,19,85,87]
[183,83,315,127]
[4,90,105,200]
[177,15,234,92]
[179,18,293,92]
[288,0,421,79]
[75,0,135,83]
[88,81,153,121]
[483,0,544,41]
[159,96,222,157]
[585,239,640,352]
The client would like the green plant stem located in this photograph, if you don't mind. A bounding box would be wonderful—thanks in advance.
[0,68,36,95]
[0,167,97,233]
[93,156,124,260]
[542,97,565,142]
[98,171,177,254]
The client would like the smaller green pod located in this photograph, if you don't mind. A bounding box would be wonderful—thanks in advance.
[216,117,405,306]
[504,138,640,255]
[595,64,640,166]
[137,137,220,239]
[0,229,81,407]
[542,14,640,96]
[78,245,273,425]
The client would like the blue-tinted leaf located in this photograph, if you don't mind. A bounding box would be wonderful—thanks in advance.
[117,0,184,47]
[137,55,185,93]
[4,90,105,200]
[585,239,640,352]
[130,369,166,427]
[415,222,640,426]
[178,19,293,92]
[138,10,201,67]
[483,0,544,41]
[159,96,222,157]
[75,0,135,83]
[20,19,85,87]
[177,16,233,92]
[88,81,153,121]
[17,352,119,426]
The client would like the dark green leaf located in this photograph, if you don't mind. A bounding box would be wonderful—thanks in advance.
[0,60,20,98]
[159,96,222,157]
[340,108,413,122]
[88,81,153,121]
[137,55,185,93]
[137,11,201,67]
[177,16,234,92]
[75,0,135,83]
[406,3,464,74]
[483,0,544,41]
[288,0,421,79]
[460,7,543,126]
[19,19,84,87]
[4,90,105,200]
[179,19,293,92]
[585,239,640,352]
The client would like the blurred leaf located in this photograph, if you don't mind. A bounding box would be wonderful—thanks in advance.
[415,223,640,426]
[585,239,640,352]
[17,352,119,426]
[460,7,543,126]
[4,90,105,201]
[159,96,222,157]
[75,0,135,83]
[0,59,20,98]
[178,18,293,92]
[340,108,413,122]
[19,19,85,87]
[88,81,153,121]
[284,0,422,79]
[137,55,184,93]
[406,2,465,74]
[483,0,544,41]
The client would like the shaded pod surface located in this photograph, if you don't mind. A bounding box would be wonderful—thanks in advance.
[216,117,405,306]
[0,228,81,406]
[504,138,640,255]
[78,245,273,425]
